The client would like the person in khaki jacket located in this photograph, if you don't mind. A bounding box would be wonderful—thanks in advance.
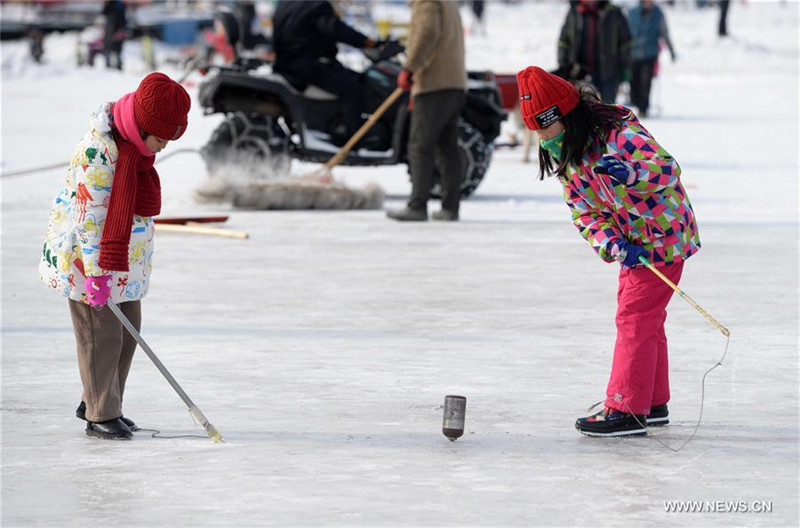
[386,0,466,222]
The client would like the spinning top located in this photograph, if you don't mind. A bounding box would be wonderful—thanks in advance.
[442,395,466,442]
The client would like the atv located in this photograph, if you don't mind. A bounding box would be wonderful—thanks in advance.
[197,44,506,198]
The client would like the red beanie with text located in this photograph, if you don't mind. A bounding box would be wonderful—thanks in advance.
[516,66,579,130]
[133,72,191,140]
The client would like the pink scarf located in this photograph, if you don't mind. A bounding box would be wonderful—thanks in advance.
[113,93,155,157]
[98,94,161,272]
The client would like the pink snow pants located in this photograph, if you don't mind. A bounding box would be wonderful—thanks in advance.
[605,262,684,416]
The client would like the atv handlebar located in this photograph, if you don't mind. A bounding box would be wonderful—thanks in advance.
[363,39,405,64]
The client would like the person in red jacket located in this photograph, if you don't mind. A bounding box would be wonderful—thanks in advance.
[516,66,700,437]
[39,73,191,440]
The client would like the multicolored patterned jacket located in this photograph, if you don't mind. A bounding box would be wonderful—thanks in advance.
[39,103,155,304]
[557,109,700,268]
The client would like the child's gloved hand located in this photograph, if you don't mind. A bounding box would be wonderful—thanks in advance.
[85,275,112,309]
[595,155,637,185]
[611,240,650,268]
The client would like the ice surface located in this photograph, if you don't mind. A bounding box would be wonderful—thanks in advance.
[2,2,798,527]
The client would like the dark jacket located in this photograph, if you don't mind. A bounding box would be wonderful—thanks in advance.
[558,1,631,82]
[272,0,369,89]
[628,4,675,61]
[102,0,126,45]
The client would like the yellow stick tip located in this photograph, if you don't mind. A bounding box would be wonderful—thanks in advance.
[205,425,224,443]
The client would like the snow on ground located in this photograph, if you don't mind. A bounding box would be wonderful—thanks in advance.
[2,2,798,527]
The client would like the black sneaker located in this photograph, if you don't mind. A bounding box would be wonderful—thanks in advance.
[646,403,669,427]
[76,401,139,431]
[85,418,133,440]
[575,406,647,437]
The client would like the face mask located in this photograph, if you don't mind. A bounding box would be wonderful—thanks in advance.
[539,130,565,160]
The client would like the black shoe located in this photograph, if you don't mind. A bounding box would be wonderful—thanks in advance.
[575,406,647,437]
[646,403,669,426]
[86,418,133,440]
[432,209,459,221]
[120,416,138,431]
[386,207,428,222]
[76,401,139,431]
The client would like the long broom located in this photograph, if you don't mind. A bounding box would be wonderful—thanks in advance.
[106,300,224,443]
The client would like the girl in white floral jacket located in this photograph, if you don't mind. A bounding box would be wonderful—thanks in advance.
[39,73,190,440]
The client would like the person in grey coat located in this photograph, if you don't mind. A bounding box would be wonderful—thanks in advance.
[627,0,676,117]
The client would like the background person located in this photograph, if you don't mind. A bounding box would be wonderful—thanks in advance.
[627,0,676,118]
[102,0,127,70]
[386,0,466,222]
[718,0,731,37]
[557,0,632,103]
[471,0,486,36]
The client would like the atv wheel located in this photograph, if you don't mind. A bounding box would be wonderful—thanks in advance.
[430,119,491,199]
[202,113,291,176]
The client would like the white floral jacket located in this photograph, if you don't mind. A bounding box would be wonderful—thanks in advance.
[39,103,155,304]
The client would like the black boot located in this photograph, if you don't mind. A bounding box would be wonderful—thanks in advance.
[86,418,133,440]
[386,207,428,221]
[432,209,459,221]
[76,401,139,431]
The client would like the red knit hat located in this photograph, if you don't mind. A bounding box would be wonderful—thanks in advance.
[516,66,579,130]
[133,72,191,140]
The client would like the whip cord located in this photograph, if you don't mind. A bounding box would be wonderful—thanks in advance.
[626,333,731,452]
[134,428,209,440]
[0,148,200,178]
[131,404,220,440]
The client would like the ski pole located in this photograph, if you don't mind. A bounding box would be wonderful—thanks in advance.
[106,300,224,443]
[639,256,730,337]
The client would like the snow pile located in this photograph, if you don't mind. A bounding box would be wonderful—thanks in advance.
[195,158,385,211]
[195,162,385,211]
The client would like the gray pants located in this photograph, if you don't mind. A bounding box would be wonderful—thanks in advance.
[68,299,141,422]
[407,89,466,214]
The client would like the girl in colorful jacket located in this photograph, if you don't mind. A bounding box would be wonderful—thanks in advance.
[39,73,190,440]
[516,66,700,437]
